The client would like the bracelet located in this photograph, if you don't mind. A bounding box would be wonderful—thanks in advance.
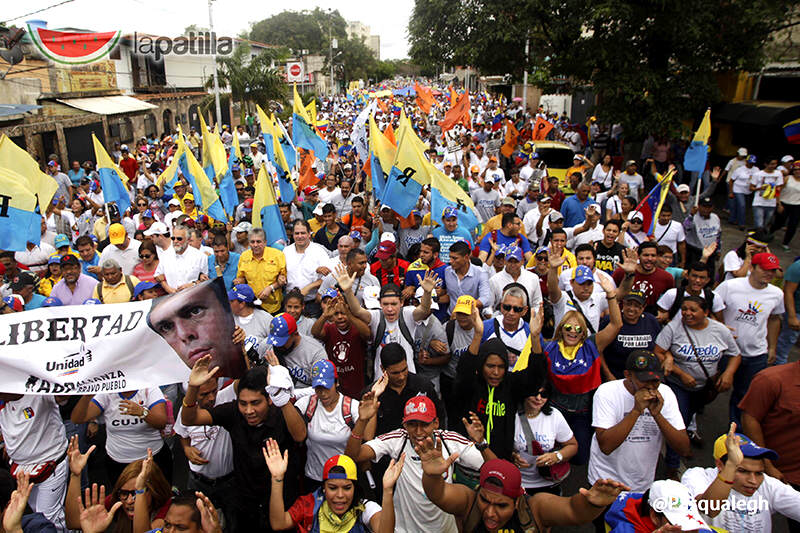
[717,474,733,485]
[273,478,284,483]
[351,432,363,441]
[606,295,616,300]
[135,488,147,495]
[182,398,197,408]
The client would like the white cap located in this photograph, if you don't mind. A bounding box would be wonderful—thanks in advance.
[379,232,396,243]
[233,222,252,233]
[484,175,495,183]
[414,286,438,310]
[143,221,169,236]
[648,480,711,531]
[737,147,748,156]
[627,211,644,222]
[120,144,129,151]
[363,286,380,310]
[313,204,324,216]
[583,202,601,213]
[676,184,691,193]
[781,155,794,163]
[168,198,181,207]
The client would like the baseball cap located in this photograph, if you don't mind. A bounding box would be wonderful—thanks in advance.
[48,256,61,265]
[539,195,551,203]
[712,432,779,461]
[443,161,453,168]
[489,155,498,162]
[479,459,524,499]
[120,144,129,151]
[781,155,794,163]
[303,185,320,195]
[54,234,70,249]
[168,198,181,207]
[622,290,646,305]
[266,313,298,347]
[625,349,664,381]
[349,230,362,241]
[583,203,600,213]
[143,222,169,236]
[379,283,403,300]
[484,175,496,183]
[343,163,353,170]
[442,206,458,219]
[375,241,397,259]
[648,480,711,531]
[494,244,507,257]
[410,209,422,218]
[573,154,582,161]
[627,211,644,222]
[625,159,638,168]
[453,295,476,315]
[572,265,594,284]
[3,295,24,312]
[108,223,126,245]
[83,298,102,305]
[321,288,339,300]
[322,454,358,481]
[530,152,540,160]
[380,204,393,212]
[549,211,563,223]
[233,222,252,233]
[403,395,437,424]
[41,296,63,307]
[10,272,36,291]
[535,246,549,256]
[504,245,523,262]
[698,197,713,207]
[313,204,324,216]
[60,254,79,266]
[311,360,337,389]
[747,154,757,164]
[133,281,161,300]
[470,165,480,173]
[142,209,155,219]
[227,284,261,306]
[501,197,516,207]
[363,286,380,310]
[737,147,748,156]
[676,184,691,193]
[752,252,780,270]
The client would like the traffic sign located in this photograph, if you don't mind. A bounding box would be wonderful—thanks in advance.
[287,62,304,82]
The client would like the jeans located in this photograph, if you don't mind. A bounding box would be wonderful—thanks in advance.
[776,314,800,366]
[730,354,767,426]
[688,170,709,196]
[188,472,237,531]
[752,206,775,229]
[730,193,748,227]
[560,410,593,466]
[772,203,800,245]
[665,382,707,469]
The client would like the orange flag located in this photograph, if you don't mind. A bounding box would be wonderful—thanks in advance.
[383,123,397,146]
[449,86,458,106]
[439,90,471,132]
[501,120,519,158]
[377,98,388,114]
[297,149,320,191]
[533,117,554,141]
[415,82,435,114]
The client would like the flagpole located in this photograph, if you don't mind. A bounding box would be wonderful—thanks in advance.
[208,0,222,127]
[632,169,675,215]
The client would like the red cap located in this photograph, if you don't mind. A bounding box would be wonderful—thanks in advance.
[752,252,780,270]
[243,198,254,210]
[479,459,524,499]
[375,241,397,260]
[303,185,320,195]
[403,395,436,424]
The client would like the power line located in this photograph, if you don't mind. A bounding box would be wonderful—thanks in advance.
[1,0,77,25]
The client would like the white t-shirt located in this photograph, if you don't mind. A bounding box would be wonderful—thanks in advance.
[656,288,726,322]
[318,187,342,206]
[682,466,800,533]
[0,395,67,464]
[552,289,608,332]
[715,277,785,357]
[155,246,209,289]
[99,240,141,275]
[365,429,484,533]
[369,307,419,378]
[588,380,685,491]
[284,242,329,300]
[624,230,649,249]
[513,410,574,488]
[173,385,236,479]
[484,167,506,185]
[722,250,745,281]
[620,173,644,200]
[652,220,685,254]
[295,394,360,481]
[750,170,783,208]
[592,165,615,189]
[730,165,756,194]
[92,388,166,463]
[605,196,624,217]
[570,224,605,249]
[283,335,328,388]
[15,243,56,273]
[558,268,615,296]
[488,269,543,310]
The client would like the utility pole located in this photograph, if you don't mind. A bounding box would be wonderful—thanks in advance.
[208,0,222,127]
[522,30,529,116]
[329,13,334,97]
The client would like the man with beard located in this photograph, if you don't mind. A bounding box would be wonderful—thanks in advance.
[154,225,209,294]
[613,243,675,316]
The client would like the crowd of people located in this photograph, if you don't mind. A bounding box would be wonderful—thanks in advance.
[1,84,799,533]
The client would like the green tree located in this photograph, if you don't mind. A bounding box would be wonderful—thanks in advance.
[409,0,795,138]
[249,8,347,55]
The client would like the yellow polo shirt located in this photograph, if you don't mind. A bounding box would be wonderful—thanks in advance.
[93,275,140,304]
[526,249,576,272]
[236,248,287,313]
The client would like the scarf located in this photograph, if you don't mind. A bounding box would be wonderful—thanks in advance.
[318,500,365,533]
[557,341,580,361]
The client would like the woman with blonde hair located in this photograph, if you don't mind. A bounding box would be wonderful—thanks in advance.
[539,277,622,465]
[65,438,172,533]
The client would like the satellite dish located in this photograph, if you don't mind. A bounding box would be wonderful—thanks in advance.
[0,27,24,66]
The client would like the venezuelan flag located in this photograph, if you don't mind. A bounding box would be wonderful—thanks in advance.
[199,113,227,179]
[252,166,288,249]
[0,167,45,250]
[92,134,131,214]
[631,169,674,235]
[275,118,297,170]
[784,118,800,144]
[0,134,57,214]
[683,108,711,172]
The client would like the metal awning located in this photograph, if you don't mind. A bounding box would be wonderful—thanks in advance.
[713,101,800,127]
[56,95,158,115]
[0,104,42,117]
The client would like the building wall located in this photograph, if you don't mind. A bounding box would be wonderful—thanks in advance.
[367,35,380,60]
[164,54,215,89]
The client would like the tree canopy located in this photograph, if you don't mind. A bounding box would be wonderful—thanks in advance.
[208,44,288,111]
[409,0,795,137]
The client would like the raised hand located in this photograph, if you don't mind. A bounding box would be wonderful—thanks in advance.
[547,247,565,270]
[412,436,459,477]
[710,166,722,181]
[579,478,630,508]
[701,242,718,259]
[68,434,96,477]
[188,354,219,387]
[471,303,484,337]
[3,471,33,533]
[723,422,744,467]
[78,484,122,533]
[461,411,486,444]
[135,448,153,491]
[383,453,406,490]
[262,438,288,479]
[597,274,616,296]
[370,374,389,398]
[195,491,222,533]
[619,248,638,274]
[358,390,380,421]
[529,304,544,336]
[418,270,440,293]
[334,263,356,292]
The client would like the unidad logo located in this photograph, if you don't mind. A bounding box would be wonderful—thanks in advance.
[134,31,233,62]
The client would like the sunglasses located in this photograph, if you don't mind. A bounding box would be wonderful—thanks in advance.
[139,254,153,259]
[137,203,147,207]
[171,236,184,241]
[532,389,549,398]
[562,324,584,334]
[502,304,525,313]
[117,489,138,499]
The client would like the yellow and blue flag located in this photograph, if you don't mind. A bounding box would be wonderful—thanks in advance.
[369,114,396,199]
[259,109,295,202]
[92,134,131,214]
[173,132,227,221]
[199,113,227,179]
[275,117,297,171]
[0,166,45,250]
[683,108,711,173]
[305,99,317,127]
[783,118,800,144]
[0,134,57,214]
[252,166,288,249]
[430,167,480,232]
[380,123,431,216]
[292,84,328,160]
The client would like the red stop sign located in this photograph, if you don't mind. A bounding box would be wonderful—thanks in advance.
[289,64,301,77]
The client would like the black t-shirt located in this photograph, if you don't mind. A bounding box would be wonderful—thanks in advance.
[209,400,300,506]
[365,373,443,436]
[594,241,626,275]
[600,312,661,378]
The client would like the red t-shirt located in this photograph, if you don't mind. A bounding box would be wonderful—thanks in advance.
[322,323,366,399]
[611,267,674,309]
[287,493,317,533]
[119,156,139,183]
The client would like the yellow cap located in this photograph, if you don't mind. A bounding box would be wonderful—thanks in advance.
[453,295,476,315]
[108,223,126,245]
[183,193,195,202]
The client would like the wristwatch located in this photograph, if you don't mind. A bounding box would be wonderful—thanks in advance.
[475,440,489,452]
[554,450,564,463]
[139,406,150,419]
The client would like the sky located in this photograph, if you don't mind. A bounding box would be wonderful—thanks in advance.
[5,0,414,59]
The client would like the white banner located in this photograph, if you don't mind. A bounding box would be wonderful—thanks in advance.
[350,99,377,165]
[0,279,242,394]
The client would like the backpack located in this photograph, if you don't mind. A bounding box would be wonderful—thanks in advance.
[304,394,355,430]
[373,312,416,361]
[667,281,715,320]
[446,320,457,347]
[97,274,135,303]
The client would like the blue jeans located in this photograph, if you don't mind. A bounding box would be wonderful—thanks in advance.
[688,171,709,196]
[752,206,775,229]
[730,354,767,426]
[665,382,706,469]
[561,410,593,466]
[776,314,800,366]
[730,193,748,227]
